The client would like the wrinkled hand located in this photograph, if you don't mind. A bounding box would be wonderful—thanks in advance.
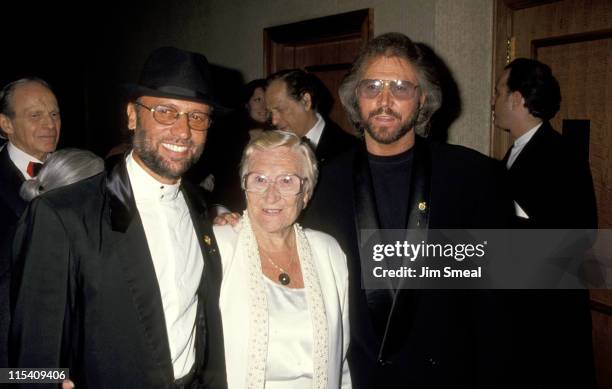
[62,379,75,388]
[213,212,241,227]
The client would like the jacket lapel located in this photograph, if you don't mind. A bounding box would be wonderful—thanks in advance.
[404,136,431,231]
[352,145,381,235]
[350,147,385,360]
[181,181,227,387]
[104,157,174,383]
[352,138,432,362]
[507,121,550,175]
[378,137,432,360]
[0,146,28,219]
[181,182,212,369]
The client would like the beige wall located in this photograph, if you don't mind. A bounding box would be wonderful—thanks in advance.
[185,0,437,81]
[119,0,494,154]
[434,0,494,154]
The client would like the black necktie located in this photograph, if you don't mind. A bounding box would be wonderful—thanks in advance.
[27,161,43,177]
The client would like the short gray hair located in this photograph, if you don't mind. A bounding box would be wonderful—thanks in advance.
[338,32,442,136]
[20,148,105,201]
[239,130,318,199]
[0,77,52,118]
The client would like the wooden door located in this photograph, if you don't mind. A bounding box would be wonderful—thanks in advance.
[264,9,373,134]
[493,1,612,387]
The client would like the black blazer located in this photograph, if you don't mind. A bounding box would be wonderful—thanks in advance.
[0,145,27,242]
[504,121,597,228]
[503,122,597,388]
[0,145,26,368]
[10,157,227,389]
[314,119,359,165]
[303,137,514,389]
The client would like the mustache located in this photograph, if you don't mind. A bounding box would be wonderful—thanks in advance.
[161,139,194,147]
[367,107,401,120]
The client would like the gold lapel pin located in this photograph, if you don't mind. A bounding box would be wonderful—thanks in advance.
[203,235,212,245]
[418,201,427,212]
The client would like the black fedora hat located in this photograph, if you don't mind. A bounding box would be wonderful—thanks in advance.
[126,46,230,114]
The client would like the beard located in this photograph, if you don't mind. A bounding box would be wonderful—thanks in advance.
[132,121,204,181]
[362,106,420,145]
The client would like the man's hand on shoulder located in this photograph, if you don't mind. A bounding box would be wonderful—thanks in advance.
[213,212,241,227]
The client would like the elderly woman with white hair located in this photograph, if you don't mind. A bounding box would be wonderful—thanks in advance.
[214,130,350,389]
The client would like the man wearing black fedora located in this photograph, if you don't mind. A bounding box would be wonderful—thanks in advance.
[9,47,228,389]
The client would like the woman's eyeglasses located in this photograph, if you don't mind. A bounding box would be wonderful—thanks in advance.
[242,173,306,196]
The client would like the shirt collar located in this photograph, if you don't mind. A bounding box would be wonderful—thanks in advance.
[303,113,325,148]
[513,122,542,148]
[7,142,45,179]
[126,151,181,202]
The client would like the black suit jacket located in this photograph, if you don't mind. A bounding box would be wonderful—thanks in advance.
[303,136,515,389]
[0,145,27,242]
[0,145,26,368]
[313,119,359,165]
[505,121,597,228]
[10,157,227,389]
[504,122,597,388]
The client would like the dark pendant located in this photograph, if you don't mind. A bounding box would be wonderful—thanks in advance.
[278,273,291,285]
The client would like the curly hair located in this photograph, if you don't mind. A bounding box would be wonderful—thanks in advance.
[338,32,442,136]
[504,58,561,121]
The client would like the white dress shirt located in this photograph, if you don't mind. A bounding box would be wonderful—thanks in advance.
[126,152,204,379]
[507,122,542,219]
[506,122,542,169]
[7,142,44,179]
[303,113,325,149]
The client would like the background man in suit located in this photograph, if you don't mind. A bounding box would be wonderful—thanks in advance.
[0,77,60,367]
[10,47,227,389]
[302,32,513,388]
[0,77,60,239]
[494,57,597,229]
[265,69,358,164]
[493,57,597,388]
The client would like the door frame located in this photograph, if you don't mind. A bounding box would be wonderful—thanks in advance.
[263,9,373,76]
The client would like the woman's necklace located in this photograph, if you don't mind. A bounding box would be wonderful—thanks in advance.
[259,247,296,285]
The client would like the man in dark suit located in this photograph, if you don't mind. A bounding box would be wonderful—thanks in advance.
[494,57,597,388]
[0,77,61,367]
[0,77,60,244]
[10,47,227,389]
[302,32,513,388]
[265,69,359,164]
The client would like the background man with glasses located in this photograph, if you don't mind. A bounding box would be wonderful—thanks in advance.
[302,32,514,388]
[10,47,228,389]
